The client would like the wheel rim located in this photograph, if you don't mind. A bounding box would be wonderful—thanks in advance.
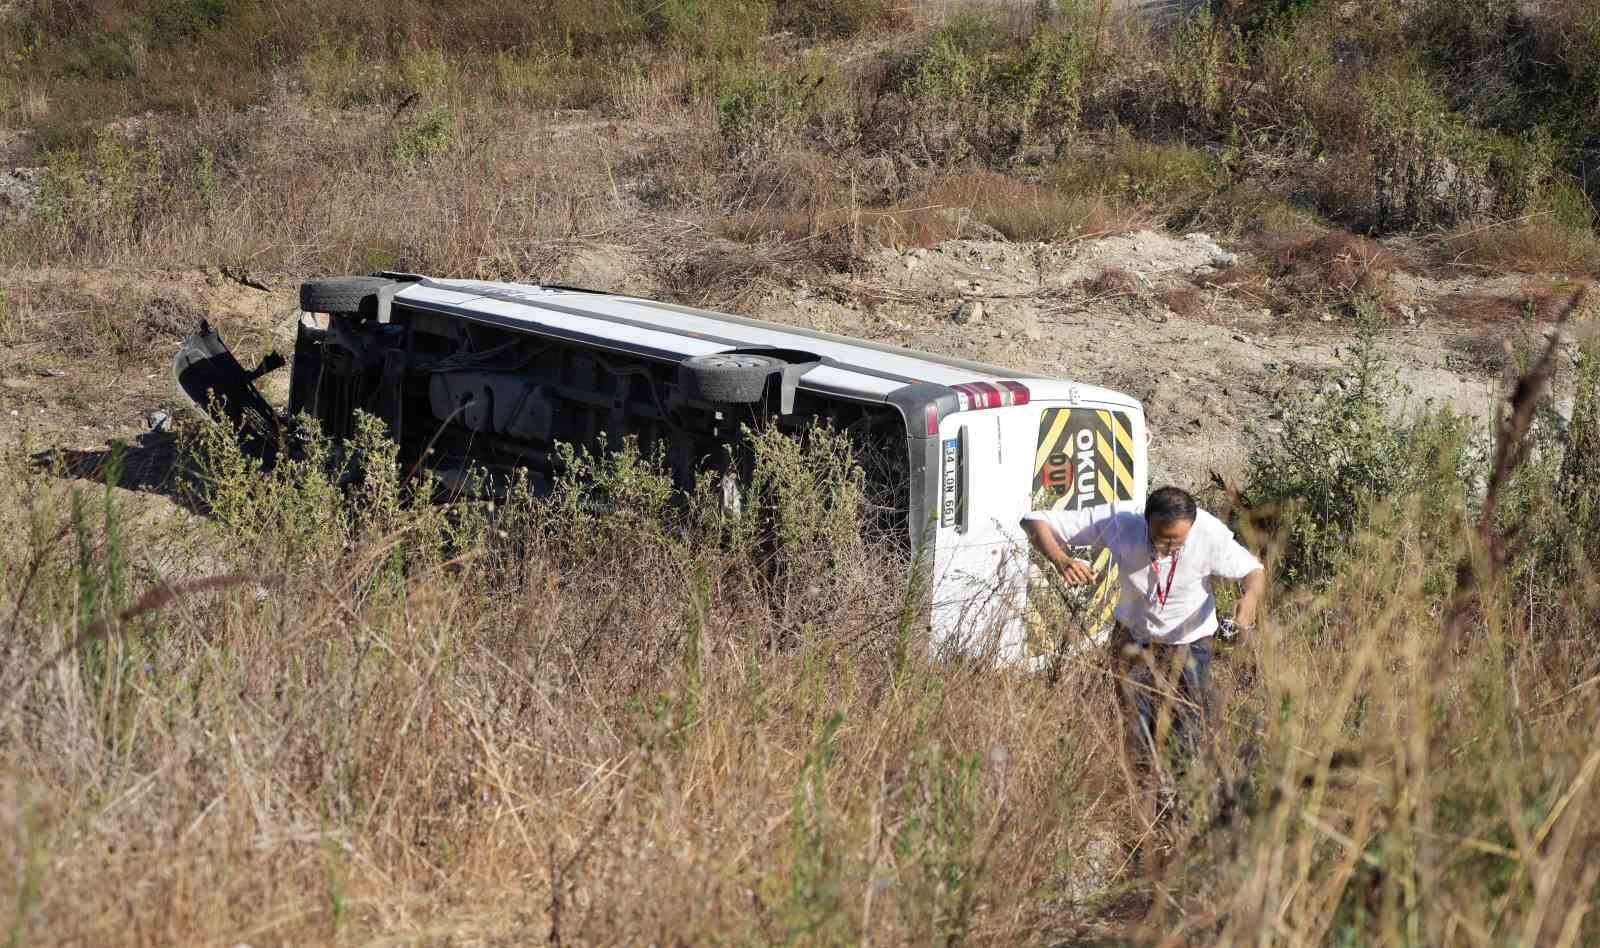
[697,354,773,369]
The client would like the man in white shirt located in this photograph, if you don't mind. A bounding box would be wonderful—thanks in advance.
[1020,486,1265,766]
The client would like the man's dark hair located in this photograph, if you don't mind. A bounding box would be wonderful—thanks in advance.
[1145,486,1197,525]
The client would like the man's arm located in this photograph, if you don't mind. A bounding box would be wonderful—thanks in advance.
[1019,506,1120,586]
[1210,520,1267,629]
[1021,516,1096,584]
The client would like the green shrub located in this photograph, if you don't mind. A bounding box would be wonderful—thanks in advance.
[736,421,873,615]
[717,64,816,164]
[773,0,881,38]
[643,0,770,60]
[146,0,230,46]
[1359,67,1553,231]
[993,26,1086,153]
[891,19,1087,167]
[1050,137,1217,209]
[35,130,163,253]
[1557,335,1600,566]
[1164,10,1242,129]
[1411,0,1524,123]
[391,105,455,171]
[1244,299,1475,585]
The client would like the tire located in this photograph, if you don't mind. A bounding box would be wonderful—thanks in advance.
[299,276,393,316]
[680,352,782,404]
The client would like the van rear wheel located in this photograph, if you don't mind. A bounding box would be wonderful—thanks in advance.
[299,276,394,316]
[680,352,781,404]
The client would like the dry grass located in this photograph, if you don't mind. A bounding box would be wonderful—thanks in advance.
[1156,285,1207,319]
[1434,279,1594,325]
[1075,266,1142,297]
[0,424,1150,944]
[1264,230,1397,301]
[2,349,1599,943]
[913,171,1143,244]
[2,102,662,279]
[1193,262,1282,312]
[6,7,1600,938]
[1444,220,1600,276]
[1195,227,1402,315]
[718,166,1143,259]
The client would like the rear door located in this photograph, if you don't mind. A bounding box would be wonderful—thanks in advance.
[1025,404,1145,658]
[927,405,1038,662]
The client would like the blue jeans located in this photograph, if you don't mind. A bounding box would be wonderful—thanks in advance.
[1112,627,1213,765]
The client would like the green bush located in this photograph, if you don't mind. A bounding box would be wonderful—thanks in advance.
[1411,0,1523,122]
[717,64,817,164]
[1244,299,1475,585]
[1163,10,1242,129]
[35,130,163,253]
[391,105,455,171]
[1050,137,1217,209]
[773,0,882,38]
[1557,336,1600,567]
[891,18,1087,167]
[1359,67,1554,231]
[146,0,230,45]
[643,0,771,60]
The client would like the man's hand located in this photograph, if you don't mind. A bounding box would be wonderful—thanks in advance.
[1056,557,1095,585]
[1022,515,1098,586]
[1231,566,1265,630]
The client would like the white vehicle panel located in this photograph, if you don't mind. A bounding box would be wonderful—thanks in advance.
[396,280,1091,397]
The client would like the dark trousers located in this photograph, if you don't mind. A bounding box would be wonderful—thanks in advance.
[1110,625,1213,768]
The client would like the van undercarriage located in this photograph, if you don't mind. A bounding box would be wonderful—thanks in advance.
[178,278,912,534]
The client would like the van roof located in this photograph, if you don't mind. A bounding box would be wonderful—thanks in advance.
[394,276,1138,410]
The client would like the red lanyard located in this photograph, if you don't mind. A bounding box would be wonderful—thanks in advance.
[1149,549,1179,608]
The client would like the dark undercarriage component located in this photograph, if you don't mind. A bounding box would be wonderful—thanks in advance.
[178,285,910,531]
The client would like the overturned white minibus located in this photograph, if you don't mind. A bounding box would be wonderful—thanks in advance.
[176,274,1147,661]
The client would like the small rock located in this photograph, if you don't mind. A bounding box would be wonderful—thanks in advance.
[909,247,929,259]
[0,167,43,226]
[145,409,172,432]
[40,368,65,378]
[952,300,986,325]
[1320,313,1335,322]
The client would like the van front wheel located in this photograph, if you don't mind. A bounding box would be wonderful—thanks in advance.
[680,352,781,404]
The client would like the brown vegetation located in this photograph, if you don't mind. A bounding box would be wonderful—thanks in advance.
[1156,285,1206,320]
[1444,220,1600,275]
[6,0,1600,942]
[1436,279,1595,325]
[1075,266,1141,297]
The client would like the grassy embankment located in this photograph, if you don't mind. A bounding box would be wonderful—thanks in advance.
[2,0,1600,942]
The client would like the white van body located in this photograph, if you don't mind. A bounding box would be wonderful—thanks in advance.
[179,273,1148,661]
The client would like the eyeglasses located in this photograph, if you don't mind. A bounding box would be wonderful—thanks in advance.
[1148,536,1187,557]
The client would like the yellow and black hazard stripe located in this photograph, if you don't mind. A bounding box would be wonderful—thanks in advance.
[1027,408,1137,652]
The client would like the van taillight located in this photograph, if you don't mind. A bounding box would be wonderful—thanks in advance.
[951,380,1030,411]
